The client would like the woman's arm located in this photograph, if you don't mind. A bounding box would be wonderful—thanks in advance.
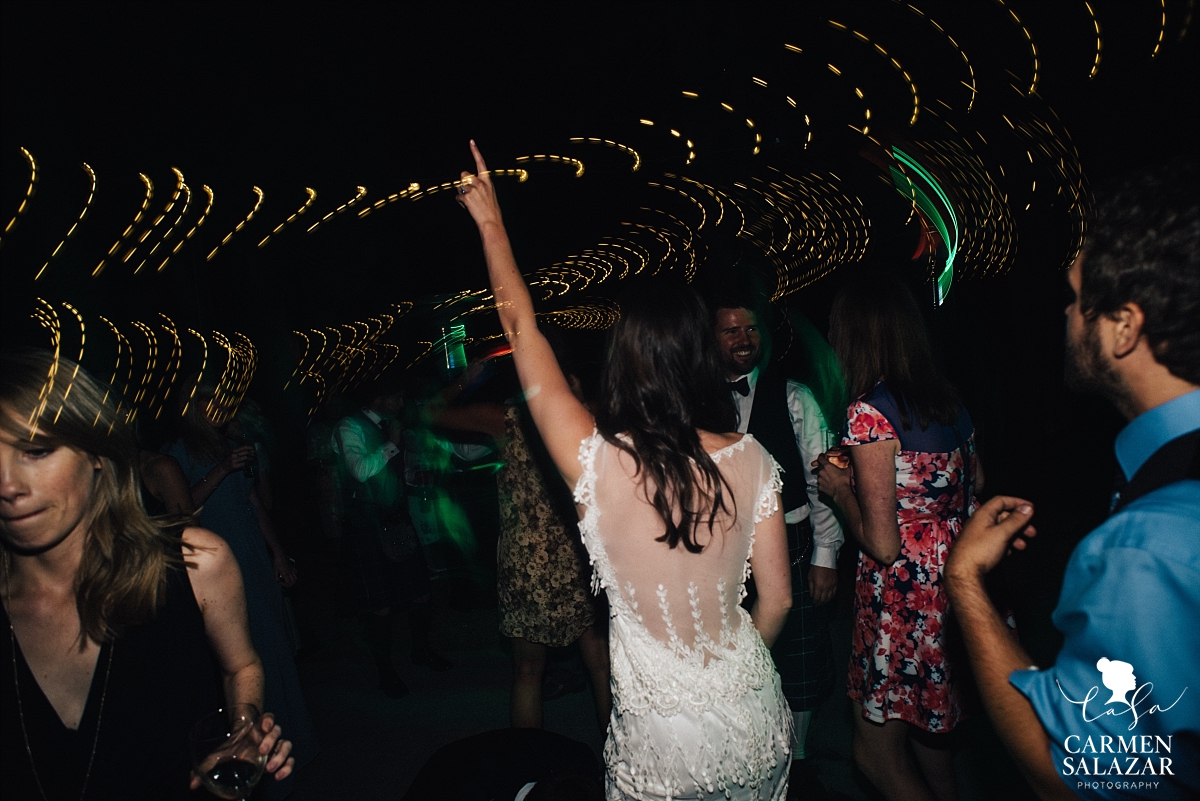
[187,446,255,508]
[141,453,196,515]
[747,502,792,648]
[183,527,294,781]
[817,441,902,564]
[457,141,594,485]
[249,487,297,587]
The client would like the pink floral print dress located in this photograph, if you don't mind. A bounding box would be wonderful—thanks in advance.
[842,384,977,733]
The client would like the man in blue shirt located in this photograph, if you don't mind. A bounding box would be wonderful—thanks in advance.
[946,162,1199,800]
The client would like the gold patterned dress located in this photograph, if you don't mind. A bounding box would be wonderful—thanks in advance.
[496,404,596,646]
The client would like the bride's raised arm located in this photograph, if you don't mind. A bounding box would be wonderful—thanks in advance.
[457,141,595,486]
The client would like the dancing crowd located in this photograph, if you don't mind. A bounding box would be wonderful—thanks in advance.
[0,146,1196,801]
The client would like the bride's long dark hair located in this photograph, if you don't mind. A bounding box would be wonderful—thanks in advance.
[594,285,739,552]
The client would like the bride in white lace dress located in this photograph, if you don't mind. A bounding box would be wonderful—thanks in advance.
[458,142,794,800]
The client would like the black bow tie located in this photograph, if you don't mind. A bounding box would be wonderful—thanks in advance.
[729,377,751,397]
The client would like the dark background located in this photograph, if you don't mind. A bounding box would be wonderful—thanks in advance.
[3,1,1198,662]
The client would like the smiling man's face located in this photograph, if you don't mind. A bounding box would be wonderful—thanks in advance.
[714,307,763,378]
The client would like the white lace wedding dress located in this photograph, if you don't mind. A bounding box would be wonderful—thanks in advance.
[575,431,792,801]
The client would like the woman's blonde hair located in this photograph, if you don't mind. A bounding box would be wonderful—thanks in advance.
[0,349,181,645]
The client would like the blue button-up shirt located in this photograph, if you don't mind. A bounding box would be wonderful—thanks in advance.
[1010,389,1200,800]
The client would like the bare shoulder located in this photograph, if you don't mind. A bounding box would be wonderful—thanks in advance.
[181,527,233,572]
[698,429,744,454]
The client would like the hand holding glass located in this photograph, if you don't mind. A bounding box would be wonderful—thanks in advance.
[190,705,267,801]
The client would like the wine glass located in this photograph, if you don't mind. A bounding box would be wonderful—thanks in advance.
[190,704,267,801]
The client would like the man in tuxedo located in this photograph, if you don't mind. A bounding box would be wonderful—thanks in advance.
[333,377,451,698]
[713,296,843,792]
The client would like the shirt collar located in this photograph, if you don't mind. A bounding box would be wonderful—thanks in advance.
[361,407,383,426]
[732,366,760,390]
[1114,388,1200,480]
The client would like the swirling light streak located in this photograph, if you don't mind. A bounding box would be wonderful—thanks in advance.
[2,147,38,249]
[126,167,184,265]
[183,329,209,417]
[1084,2,1102,79]
[1181,0,1194,41]
[357,183,418,218]
[137,180,190,274]
[259,187,317,245]
[55,302,87,423]
[152,315,183,417]
[284,330,310,391]
[98,316,124,407]
[307,185,366,233]
[568,137,641,171]
[1152,0,1167,57]
[29,298,61,433]
[514,154,585,177]
[540,299,621,330]
[206,186,264,261]
[826,20,918,125]
[994,0,1039,95]
[35,162,96,281]
[94,173,153,277]
[130,321,159,405]
[647,181,707,230]
[893,2,977,112]
[158,184,213,272]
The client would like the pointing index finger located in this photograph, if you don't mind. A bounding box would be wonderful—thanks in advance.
[470,139,488,175]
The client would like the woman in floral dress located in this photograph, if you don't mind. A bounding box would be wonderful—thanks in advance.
[815,279,981,801]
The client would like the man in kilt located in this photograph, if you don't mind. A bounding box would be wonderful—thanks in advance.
[333,378,451,698]
[713,294,843,796]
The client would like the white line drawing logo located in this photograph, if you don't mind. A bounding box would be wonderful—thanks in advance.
[1057,657,1187,732]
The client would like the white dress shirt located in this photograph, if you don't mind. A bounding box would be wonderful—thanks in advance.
[331,408,401,484]
[733,368,844,569]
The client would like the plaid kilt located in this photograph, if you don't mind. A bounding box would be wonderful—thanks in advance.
[772,519,836,711]
[339,501,430,613]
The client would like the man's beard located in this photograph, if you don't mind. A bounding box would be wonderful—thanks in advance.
[1064,321,1134,414]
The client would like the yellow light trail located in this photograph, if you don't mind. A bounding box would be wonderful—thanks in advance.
[183,329,208,417]
[158,184,213,272]
[1084,2,1103,79]
[893,2,977,112]
[514,154,585,177]
[35,162,96,281]
[126,168,183,267]
[1150,0,1167,57]
[568,137,641,171]
[826,20,919,125]
[307,186,366,233]
[2,147,37,248]
[207,187,265,261]
[152,315,183,417]
[994,0,1039,95]
[55,302,86,423]
[137,179,191,274]
[94,173,153,277]
[29,298,61,433]
[259,187,317,245]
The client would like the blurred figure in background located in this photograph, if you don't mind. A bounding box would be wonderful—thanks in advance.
[815,278,983,801]
[430,351,610,730]
[332,378,451,699]
[166,383,317,797]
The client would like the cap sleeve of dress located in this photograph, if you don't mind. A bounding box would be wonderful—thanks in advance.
[841,399,898,447]
[754,446,784,524]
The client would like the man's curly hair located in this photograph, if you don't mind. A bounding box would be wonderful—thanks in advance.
[1082,159,1200,384]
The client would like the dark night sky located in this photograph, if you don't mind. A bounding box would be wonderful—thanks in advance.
[2,1,1197,396]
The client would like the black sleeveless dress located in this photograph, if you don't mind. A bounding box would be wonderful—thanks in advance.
[1,547,221,800]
